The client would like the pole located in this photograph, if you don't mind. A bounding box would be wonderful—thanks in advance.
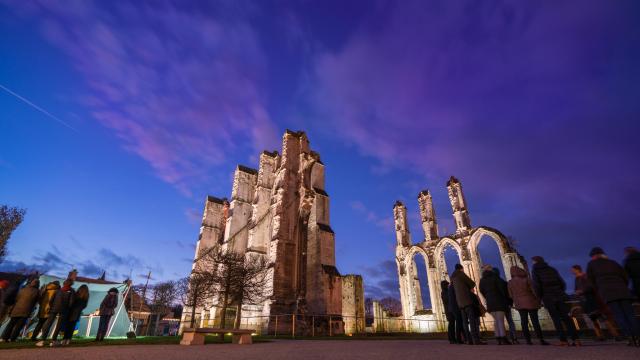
[137,271,151,333]
[275,315,278,337]
[329,315,332,337]
[292,314,296,338]
[312,316,315,337]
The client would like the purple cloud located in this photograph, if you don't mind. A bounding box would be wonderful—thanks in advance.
[310,1,640,259]
[7,0,279,195]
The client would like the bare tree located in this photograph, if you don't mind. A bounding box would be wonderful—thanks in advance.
[203,249,244,329]
[148,280,179,335]
[0,205,26,263]
[379,297,402,317]
[230,253,270,329]
[178,248,216,328]
[202,249,270,329]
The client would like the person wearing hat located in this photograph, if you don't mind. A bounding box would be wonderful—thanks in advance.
[95,287,119,341]
[587,247,640,347]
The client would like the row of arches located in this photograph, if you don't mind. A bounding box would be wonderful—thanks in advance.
[399,227,524,319]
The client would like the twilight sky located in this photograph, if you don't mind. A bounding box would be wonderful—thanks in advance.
[1,1,639,303]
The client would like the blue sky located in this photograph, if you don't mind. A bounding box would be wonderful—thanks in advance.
[1,1,639,304]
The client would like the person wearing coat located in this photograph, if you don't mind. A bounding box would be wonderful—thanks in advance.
[479,265,511,345]
[587,247,640,347]
[571,264,619,340]
[623,247,640,300]
[0,280,9,325]
[492,267,518,344]
[35,279,75,346]
[61,285,89,345]
[531,256,579,346]
[0,279,21,326]
[451,264,485,345]
[447,282,465,344]
[30,281,60,341]
[96,287,119,341]
[441,280,458,344]
[0,278,39,342]
[508,266,548,345]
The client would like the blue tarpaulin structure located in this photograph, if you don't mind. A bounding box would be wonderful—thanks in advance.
[1,274,132,338]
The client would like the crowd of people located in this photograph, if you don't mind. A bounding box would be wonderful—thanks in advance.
[441,246,640,347]
[0,277,119,346]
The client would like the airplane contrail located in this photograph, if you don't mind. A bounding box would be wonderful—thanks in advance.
[0,83,78,132]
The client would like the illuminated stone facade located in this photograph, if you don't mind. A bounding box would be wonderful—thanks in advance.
[182,130,364,335]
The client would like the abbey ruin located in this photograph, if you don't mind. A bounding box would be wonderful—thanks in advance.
[390,176,539,332]
[182,130,365,335]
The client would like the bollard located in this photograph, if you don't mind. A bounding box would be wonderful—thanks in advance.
[292,314,296,338]
[275,315,278,337]
[312,316,315,337]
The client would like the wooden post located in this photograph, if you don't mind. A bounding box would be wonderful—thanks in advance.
[329,315,332,337]
[292,314,296,338]
[274,315,278,337]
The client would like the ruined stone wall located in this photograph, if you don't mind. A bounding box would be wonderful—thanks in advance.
[342,275,365,334]
[223,166,257,253]
[392,177,555,333]
[246,152,278,255]
[182,130,359,335]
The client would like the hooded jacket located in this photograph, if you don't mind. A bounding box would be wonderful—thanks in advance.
[10,282,40,317]
[508,266,540,310]
[587,257,633,303]
[37,282,60,318]
[451,269,476,308]
[531,261,566,304]
[479,270,509,312]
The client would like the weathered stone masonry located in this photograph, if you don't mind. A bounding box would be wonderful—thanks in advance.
[392,176,542,332]
[182,130,365,335]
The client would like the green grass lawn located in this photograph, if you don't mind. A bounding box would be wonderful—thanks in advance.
[0,334,274,350]
[0,332,453,350]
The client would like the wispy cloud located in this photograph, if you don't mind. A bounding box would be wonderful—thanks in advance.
[311,1,640,264]
[0,245,161,283]
[360,260,400,300]
[5,1,279,196]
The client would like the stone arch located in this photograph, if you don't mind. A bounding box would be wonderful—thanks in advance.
[433,238,464,281]
[429,238,464,321]
[404,246,431,313]
[468,226,521,281]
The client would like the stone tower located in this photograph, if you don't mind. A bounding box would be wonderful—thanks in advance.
[193,196,228,264]
[446,176,471,234]
[393,201,411,247]
[183,130,361,335]
[417,190,438,242]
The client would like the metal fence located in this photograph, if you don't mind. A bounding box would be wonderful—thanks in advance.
[177,303,640,338]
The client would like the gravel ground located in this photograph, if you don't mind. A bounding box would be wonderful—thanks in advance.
[1,339,638,360]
